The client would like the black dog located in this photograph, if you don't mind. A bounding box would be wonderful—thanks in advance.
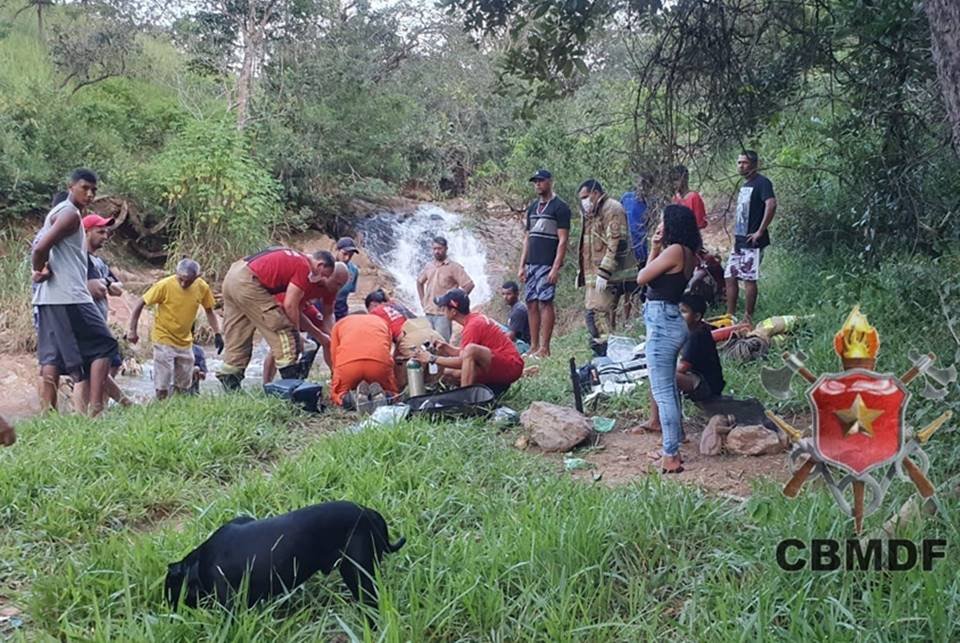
[165,502,405,610]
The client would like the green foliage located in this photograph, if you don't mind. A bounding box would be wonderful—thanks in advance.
[131,117,282,276]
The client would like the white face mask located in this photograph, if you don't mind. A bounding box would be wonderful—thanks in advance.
[581,197,593,214]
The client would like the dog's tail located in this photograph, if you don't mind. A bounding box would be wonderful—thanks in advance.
[387,536,406,552]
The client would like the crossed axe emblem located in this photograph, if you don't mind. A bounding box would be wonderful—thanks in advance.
[761,350,956,533]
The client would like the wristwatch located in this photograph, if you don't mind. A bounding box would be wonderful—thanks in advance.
[429,354,437,365]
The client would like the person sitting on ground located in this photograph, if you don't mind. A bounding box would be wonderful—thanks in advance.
[365,289,444,389]
[500,281,530,345]
[413,289,523,396]
[329,312,398,410]
[0,415,15,447]
[417,236,475,342]
[72,213,133,412]
[127,259,223,400]
[334,237,360,320]
[640,293,725,434]
[191,343,207,394]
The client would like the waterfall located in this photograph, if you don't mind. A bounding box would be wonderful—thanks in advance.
[356,205,492,314]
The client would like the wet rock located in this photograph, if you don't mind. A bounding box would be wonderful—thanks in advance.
[521,402,592,452]
[725,425,784,456]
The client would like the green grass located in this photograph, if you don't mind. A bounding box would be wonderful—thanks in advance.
[3,249,960,640]
[3,394,958,641]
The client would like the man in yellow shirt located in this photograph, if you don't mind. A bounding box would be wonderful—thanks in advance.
[126,259,222,399]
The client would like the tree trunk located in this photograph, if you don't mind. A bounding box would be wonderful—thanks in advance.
[925,0,960,153]
[235,23,261,129]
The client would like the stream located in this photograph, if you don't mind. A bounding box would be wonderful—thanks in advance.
[114,204,493,399]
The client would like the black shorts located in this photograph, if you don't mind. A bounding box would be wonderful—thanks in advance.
[683,371,715,402]
[36,303,119,381]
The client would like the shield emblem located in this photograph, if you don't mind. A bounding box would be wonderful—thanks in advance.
[808,369,908,476]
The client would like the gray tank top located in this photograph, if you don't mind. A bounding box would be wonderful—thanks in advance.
[32,200,94,306]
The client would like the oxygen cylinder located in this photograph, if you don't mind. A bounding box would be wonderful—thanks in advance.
[407,358,426,397]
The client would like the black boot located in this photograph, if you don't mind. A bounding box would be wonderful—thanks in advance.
[216,372,243,392]
[278,364,303,380]
[590,338,608,358]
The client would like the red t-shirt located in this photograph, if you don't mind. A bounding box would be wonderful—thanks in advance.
[249,248,336,306]
[673,192,708,229]
[460,313,523,378]
[370,303,413,340]
[274,293,322,327]
[248,249,312,294]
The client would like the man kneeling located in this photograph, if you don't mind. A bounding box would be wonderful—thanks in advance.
[641,293,725,432]
[329,313,398,409]
[414,289,523,396]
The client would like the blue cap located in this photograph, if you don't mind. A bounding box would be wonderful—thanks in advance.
[434,288,471,315]
[529,169,552,182]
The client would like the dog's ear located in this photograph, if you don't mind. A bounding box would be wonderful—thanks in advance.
[165,562,184,608]
[182,559,202,607]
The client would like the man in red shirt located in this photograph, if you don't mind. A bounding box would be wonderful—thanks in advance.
[413,289,523,395]
[670,165,708,229]
[217,248,346,389]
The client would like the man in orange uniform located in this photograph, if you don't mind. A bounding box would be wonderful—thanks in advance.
[329,313,398,409]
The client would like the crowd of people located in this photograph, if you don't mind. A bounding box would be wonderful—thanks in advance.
[12,153,777,474]
[517,152,775,473]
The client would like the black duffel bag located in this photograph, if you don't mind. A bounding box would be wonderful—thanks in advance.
[405,385,497,419]
[263,379,325,413]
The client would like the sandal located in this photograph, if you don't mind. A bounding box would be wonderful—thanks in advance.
[661,455,684,474]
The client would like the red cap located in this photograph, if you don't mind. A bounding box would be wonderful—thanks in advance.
[82,214,115,230]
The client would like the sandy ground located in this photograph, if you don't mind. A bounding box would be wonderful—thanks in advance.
[563,427,791,498]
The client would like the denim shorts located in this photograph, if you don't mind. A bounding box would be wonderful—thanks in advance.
[524,264,556,303]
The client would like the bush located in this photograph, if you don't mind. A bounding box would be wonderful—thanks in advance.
[131,116,282,278]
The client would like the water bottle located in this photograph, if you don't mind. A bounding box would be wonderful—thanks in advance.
[407,358,425,397]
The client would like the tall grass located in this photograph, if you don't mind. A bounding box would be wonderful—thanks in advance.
[2,394,957,641]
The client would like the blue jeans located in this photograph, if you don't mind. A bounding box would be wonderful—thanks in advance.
[427,314,453,342]
[644,301,689,457]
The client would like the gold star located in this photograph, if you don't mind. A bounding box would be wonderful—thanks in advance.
[835,394,884,437]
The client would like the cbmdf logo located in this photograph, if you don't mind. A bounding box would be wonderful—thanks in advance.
[762,306,955,541]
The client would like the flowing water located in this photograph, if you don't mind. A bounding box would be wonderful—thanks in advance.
[356,204,492,313]
[113,203,492,400]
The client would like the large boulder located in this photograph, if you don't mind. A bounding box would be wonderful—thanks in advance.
[726,425,784,456]
[521,402,592,452]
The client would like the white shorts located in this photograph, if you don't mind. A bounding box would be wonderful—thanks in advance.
[153,343,195,392]
[724,247,763,282]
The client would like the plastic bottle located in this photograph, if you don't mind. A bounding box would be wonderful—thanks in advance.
[407,358,425,397]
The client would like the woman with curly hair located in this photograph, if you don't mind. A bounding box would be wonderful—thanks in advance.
[635,204,702,473]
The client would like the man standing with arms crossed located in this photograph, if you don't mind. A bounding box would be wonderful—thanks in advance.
[32,169,119,417]
[725,150,777,326]
[518,169,571,358]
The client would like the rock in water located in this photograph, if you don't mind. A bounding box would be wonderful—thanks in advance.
[521,402,592,452]
[725,425,783,456]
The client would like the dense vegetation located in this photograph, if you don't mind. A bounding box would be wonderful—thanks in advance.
[2,1,959,262]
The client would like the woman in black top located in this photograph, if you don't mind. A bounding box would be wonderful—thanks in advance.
[635,205,702,473]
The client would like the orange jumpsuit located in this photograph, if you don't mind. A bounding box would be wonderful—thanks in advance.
[330,314,397,405]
